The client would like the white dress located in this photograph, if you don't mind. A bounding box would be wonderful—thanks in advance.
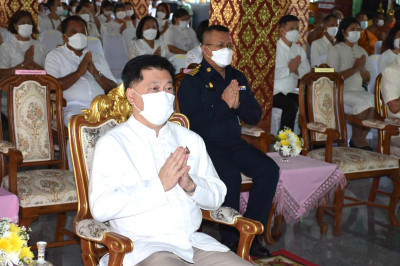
[97,14,113,25]
[128,38,170,59]
[162,24,199,52]
[103,20,134,35]
[87,21,101,39]
[310,35,333,67]
[327,42,374,115]
[378,49,397,73]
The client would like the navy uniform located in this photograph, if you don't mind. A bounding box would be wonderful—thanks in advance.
[178,59,280,249]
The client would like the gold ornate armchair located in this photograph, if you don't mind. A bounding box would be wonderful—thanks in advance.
[68,84,263,265]
[0,74,78,248]
[298,69,400,236]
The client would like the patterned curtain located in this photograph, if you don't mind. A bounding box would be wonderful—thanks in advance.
[210,0,309,131]
[127,0,150,20]
[0,0,38,29]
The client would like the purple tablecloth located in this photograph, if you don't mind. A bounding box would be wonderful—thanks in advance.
[0,188,19,224]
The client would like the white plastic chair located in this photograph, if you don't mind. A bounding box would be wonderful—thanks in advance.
[102,32,128,80]
[169,54,188,74]
[122,27,137,52]
[38,29,63,53]
[87,36,105,58]
[375,41,383,55]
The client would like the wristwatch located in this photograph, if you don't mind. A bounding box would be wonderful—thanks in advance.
[94,71,103,80]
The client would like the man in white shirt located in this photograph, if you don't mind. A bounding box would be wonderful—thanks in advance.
[45,16,117,126]
[310,14,338,67]
[90,54,251,266]
[273,15,311,131]
[38,0,64,32]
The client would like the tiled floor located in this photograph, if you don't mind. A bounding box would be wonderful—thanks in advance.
[29,176,400,266]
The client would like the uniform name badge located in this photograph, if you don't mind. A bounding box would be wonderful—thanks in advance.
[239,85,246,90]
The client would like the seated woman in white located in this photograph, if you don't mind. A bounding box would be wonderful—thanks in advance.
[103,3,134,35]
[327,17,374,150]
[155,2,170,36]
[128,16,170,59]
[379,24,400,73]
[97,0,114,25]
[76,3,101,39]
[125,1,139,29]
[163,8,199,54]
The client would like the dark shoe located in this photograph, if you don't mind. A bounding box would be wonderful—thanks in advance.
[250,237,271,258]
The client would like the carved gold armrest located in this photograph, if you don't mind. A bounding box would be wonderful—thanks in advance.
[202,207,263,263]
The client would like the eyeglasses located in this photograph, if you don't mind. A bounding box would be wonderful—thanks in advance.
[205,43,236,50]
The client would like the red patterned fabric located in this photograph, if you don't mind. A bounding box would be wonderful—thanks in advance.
[0,0,38,29]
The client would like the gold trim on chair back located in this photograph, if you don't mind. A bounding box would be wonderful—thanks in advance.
[374,73,387,154]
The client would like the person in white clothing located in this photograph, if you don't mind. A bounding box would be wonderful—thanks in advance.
[90,55,251,266]
[45,16,117,126]
[310,14,338,67]
[155,2,170,35]
[186,19,209,66]
[38,0,63,32]
[327,17,374,150]
[163,8,199,55]
[378,24,400,73]
[97,0,114,25]
[76,2,101,39]
[102,3,134,35]
[273,15,311,132]
[125,1,139,28]
[128,16,170,59]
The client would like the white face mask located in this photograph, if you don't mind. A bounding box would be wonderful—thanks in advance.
[116,11,126,20]
[327,26,338,37]
[56,6,64,16]
[178,20,188,29]
[104,10,112,16]
[80,14,90,22]
[126,10,134,17]
[96,1,102,7]
[285,30,299,43]
[394,38,400,49]
[346,31,361,43]
[67,33,88,50]
[360,21,368,30]
[133,90,175,125]
[143,28,157,40]
[156,11,166,19]
[18,24,33,38]
[207,47,233,68]
[377,19,384,27]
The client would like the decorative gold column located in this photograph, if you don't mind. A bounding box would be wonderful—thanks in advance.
[0,0,38,29]
[210,0,309,131]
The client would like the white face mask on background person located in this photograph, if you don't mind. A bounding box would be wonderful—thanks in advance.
[126,10,134,17]
[327,26,338,37]
[360,21,368,30]
[67,33,88,50]
[80,14,90,22]
[116,11,126,20]
[56,6,64,16]
[132,90,175,125]
[104,10,112,16]
[178,20,188,29]
[207,47,233,68]
[156,11,165,19]
[377,19,384,27]
[394,38,400,49]
[143,28,157,40]
[17,24,33,38]
[346,31,361,43]
[285,30,299,43]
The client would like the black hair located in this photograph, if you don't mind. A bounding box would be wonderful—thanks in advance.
[156,3,170,20]
[61,15,87,34]
[324,14,338,23]
[355,12,368,21]
[47,0,57,9]
[122,55,176,89]
[384,23,400,50]
[8,10,38,35]
[136,16,160,40]
[336,17,360,43]
[279,15,299,27]
[172,8,189,25]
[76,2,89,14]
[69,0,78,14]
[124,2,135,20]
[100,1,114,15]
[372,12,384,19]
[202,25,229,44]
[113,3,125,14]
[196,19,209,43]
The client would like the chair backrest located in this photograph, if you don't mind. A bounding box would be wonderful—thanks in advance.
[38,30,64,52]
[87,36,105,58]
[122,27,137,51]
[169,54,188,74]
[0,27,13,43]
[298,69,346,151]
[368,54,380,94]
[102,32,128,80]
[69,83,189,223]
[0,74,67,167]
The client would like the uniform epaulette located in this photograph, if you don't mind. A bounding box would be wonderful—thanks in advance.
[188,64,201,76]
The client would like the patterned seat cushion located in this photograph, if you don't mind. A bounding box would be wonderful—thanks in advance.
[210,206,242,225]
[1,169,77,207]
[307,147,399,174]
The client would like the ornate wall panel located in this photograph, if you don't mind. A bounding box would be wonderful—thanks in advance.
[0,0,38,29]
[129,0,150,20]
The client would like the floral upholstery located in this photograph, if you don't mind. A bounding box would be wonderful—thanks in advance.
[81,120,118,178]
[76,219,110,242]
[0,140,15,154]
[13,81,51,162]
[362,119,385,129]
[1,169,77,207]
[307,122,327,132]
[307,147,399,174]
[210,206,242,225]
[385,117,400,127]
[311,77,337,141]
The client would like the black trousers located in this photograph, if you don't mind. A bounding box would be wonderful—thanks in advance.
[272,92,299,132]
[205,139,280,244]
